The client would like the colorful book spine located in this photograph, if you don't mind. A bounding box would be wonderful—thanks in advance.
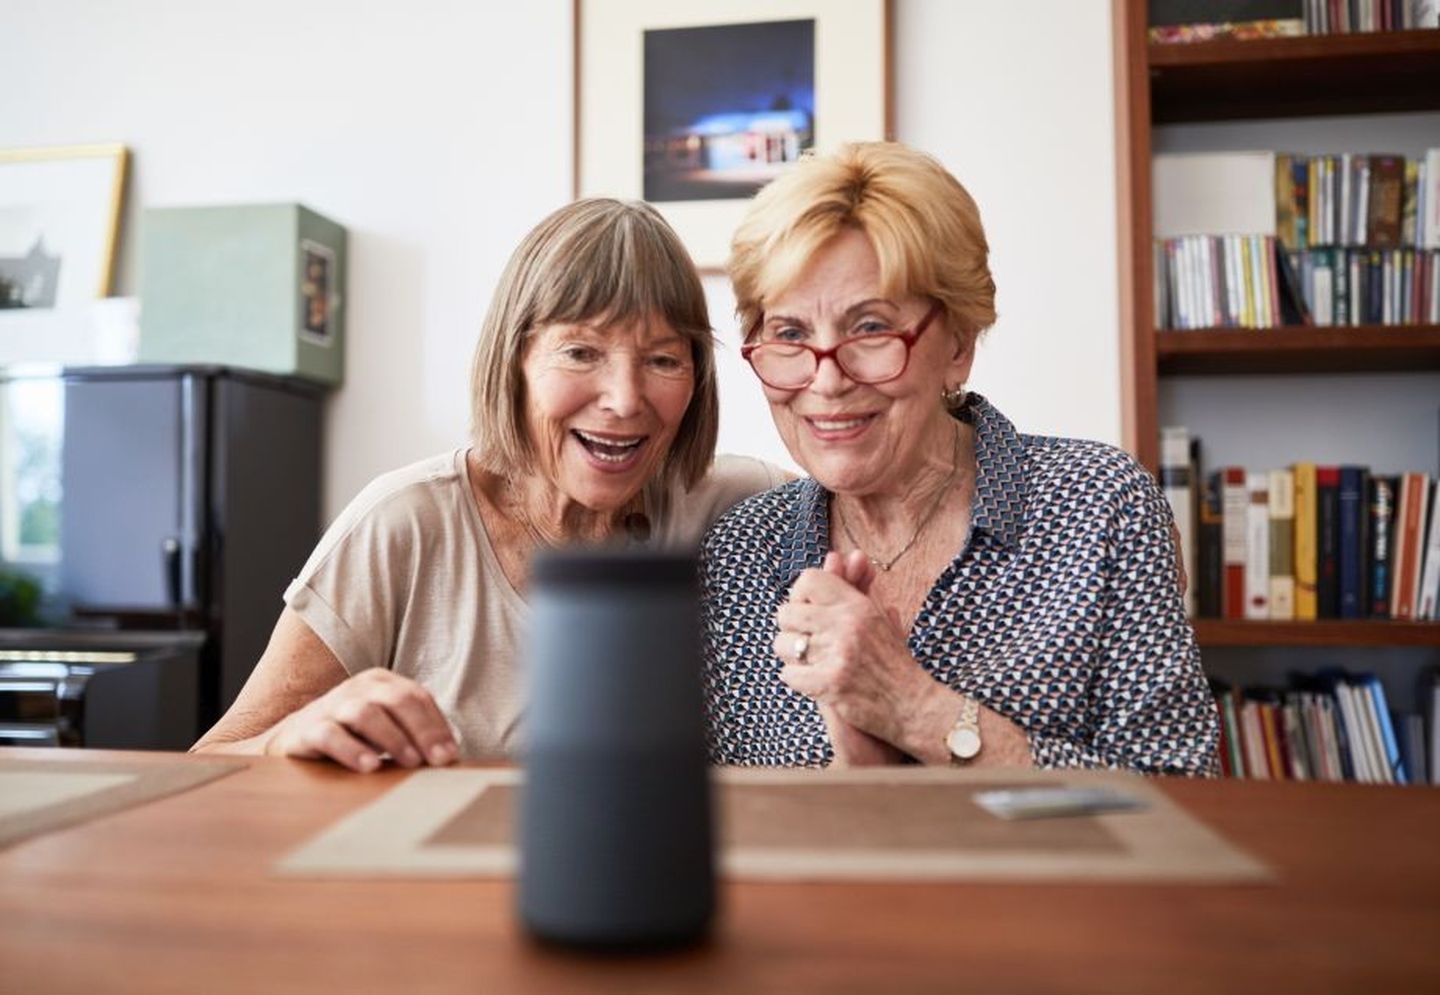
[1392,473,1431,621]
[1337,465,1368,619]
[1199,471,1224,618]
[1316,466,1341,618]
[1245,472,1271,620]
[1268,468,1296,621]
[1416,479,1440,621]
[1160,427,1195,617]
[1293,462,1319,621]
[1223,467,1249,619]
[1369,475,1397,619]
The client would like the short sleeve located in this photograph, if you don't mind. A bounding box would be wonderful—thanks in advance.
[1027,476,1221,777]
[283,484,423,677]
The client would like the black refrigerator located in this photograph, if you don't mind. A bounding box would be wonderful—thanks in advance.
[0,365,324,747]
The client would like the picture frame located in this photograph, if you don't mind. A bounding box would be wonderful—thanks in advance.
[574,0,892,272]
[0,144,129,364]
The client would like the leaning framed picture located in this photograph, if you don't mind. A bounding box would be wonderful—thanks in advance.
[575,0,892,271]
[0,143,129,364]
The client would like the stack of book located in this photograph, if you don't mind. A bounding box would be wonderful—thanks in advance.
[1161,428,1440,621]
[1154,148,1440,330]
[1303,0,1440,34]
[1210,671,1438,784]
[1278,150,1440,326]
[1148,0,1439,43]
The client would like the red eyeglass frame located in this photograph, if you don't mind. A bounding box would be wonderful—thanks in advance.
[740,302,943,390]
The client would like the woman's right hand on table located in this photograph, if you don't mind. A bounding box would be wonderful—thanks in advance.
[262,668,458,772]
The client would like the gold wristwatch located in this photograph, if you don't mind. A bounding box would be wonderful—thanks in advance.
[944,694,982,764]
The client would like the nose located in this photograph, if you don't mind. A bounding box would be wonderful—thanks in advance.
[597,355,644,417]
[806,351,854,398]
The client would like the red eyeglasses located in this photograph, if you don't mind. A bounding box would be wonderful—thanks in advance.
[740,302,942,390]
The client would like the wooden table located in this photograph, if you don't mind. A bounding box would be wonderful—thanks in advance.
[2,748,1438,994]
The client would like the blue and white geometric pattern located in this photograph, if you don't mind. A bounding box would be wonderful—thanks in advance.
[700,393,1220,776]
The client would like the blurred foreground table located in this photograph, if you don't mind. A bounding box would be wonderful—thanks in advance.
[2,748,1438,994]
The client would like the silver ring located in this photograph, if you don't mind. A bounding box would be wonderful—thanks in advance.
[793,634,809,665]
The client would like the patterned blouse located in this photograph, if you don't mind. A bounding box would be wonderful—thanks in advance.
[700,393,1219,776]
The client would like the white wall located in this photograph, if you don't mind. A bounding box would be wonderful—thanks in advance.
[1,0,1121,520]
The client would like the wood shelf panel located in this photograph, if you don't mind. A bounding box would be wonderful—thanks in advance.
[1154,324,1440,374]
[1193,619,1440,647]
[1149,29,1440,122]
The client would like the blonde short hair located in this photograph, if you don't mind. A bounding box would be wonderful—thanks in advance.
[470,199,717,493]
[728,142,997,346]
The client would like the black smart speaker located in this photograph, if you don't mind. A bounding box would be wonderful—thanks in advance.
[518,549,715,948]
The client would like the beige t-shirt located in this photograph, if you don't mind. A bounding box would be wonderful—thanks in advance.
[283,450,783,759]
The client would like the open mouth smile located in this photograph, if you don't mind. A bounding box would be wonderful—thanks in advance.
[571,428,648,466]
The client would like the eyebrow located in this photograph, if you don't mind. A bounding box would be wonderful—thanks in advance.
[764,298,900,328]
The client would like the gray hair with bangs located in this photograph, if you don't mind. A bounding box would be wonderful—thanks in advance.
[470,198,718,496]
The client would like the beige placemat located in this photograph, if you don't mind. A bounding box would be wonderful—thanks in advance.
[279,766,1271,883]
[0,755,246,850]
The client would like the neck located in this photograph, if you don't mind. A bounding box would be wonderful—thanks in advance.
[506,475,638,547]
[840,412,968,543]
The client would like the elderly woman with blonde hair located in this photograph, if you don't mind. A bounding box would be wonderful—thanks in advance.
[194,199,782,770]
[702,142,1218,775]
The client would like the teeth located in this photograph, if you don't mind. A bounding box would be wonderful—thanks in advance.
[575,429,643,447]
[811,416,870,431]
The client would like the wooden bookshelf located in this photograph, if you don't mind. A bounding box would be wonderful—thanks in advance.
[1150,29,1440,123]
[1113,4,1440,469]
[1194,619,1440,648]
[1113,6,1440,647]
[1156,324,1440,375]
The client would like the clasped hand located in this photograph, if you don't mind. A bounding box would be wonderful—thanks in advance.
[773,551,929,764]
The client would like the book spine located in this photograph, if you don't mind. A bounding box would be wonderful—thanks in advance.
[1416,479,1440,621]
[1337,466,1367,619]
[1199,471,1224,618]
[1160,427,1195,617]
[1223,467,1249,619]
[1245,471,1271,619]
[1369,476,1396,618]
[1316,466,1341,618]
[1392,473,1427,620]
[1293,462,1319,621]
[1268,468,1296,620]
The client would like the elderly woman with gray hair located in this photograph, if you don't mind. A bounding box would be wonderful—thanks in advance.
[194,199,781,770]
[701,142,1218,775]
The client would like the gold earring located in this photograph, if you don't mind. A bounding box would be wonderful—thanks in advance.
[942,383,967,409]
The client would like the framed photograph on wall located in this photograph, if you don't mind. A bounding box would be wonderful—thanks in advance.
[0,144,129,364]
[575,0,891,271]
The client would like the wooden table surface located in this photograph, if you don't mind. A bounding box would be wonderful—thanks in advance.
[2,748,1438,994]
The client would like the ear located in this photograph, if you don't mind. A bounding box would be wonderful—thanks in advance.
[945,326,977,390]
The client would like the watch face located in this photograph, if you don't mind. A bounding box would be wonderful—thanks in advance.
[948,727,981,760]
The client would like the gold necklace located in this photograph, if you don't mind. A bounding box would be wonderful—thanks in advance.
[834,427,963,572]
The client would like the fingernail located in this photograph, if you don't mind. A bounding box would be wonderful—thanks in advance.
[402,747,421,767]
[429,744,451,765]
[358,753,379,772]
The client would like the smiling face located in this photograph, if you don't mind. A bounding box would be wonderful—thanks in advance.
[754,229,974,498]
[520,315,696,513]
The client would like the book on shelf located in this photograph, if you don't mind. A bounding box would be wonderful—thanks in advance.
[1151,0,1439,37]
[1158,433,1440,621]
[1157,148,1440,330]
[1337,465,1369,618]
[1418,477,1440,618]
[1245,472,1272,619]
[1210,670,1433,784]
[1294,462,1319,620]
[1269,468,1297,619]
[1369,475,1398,618]
[1161,427,1198,617]
[1222,466,1249,618]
